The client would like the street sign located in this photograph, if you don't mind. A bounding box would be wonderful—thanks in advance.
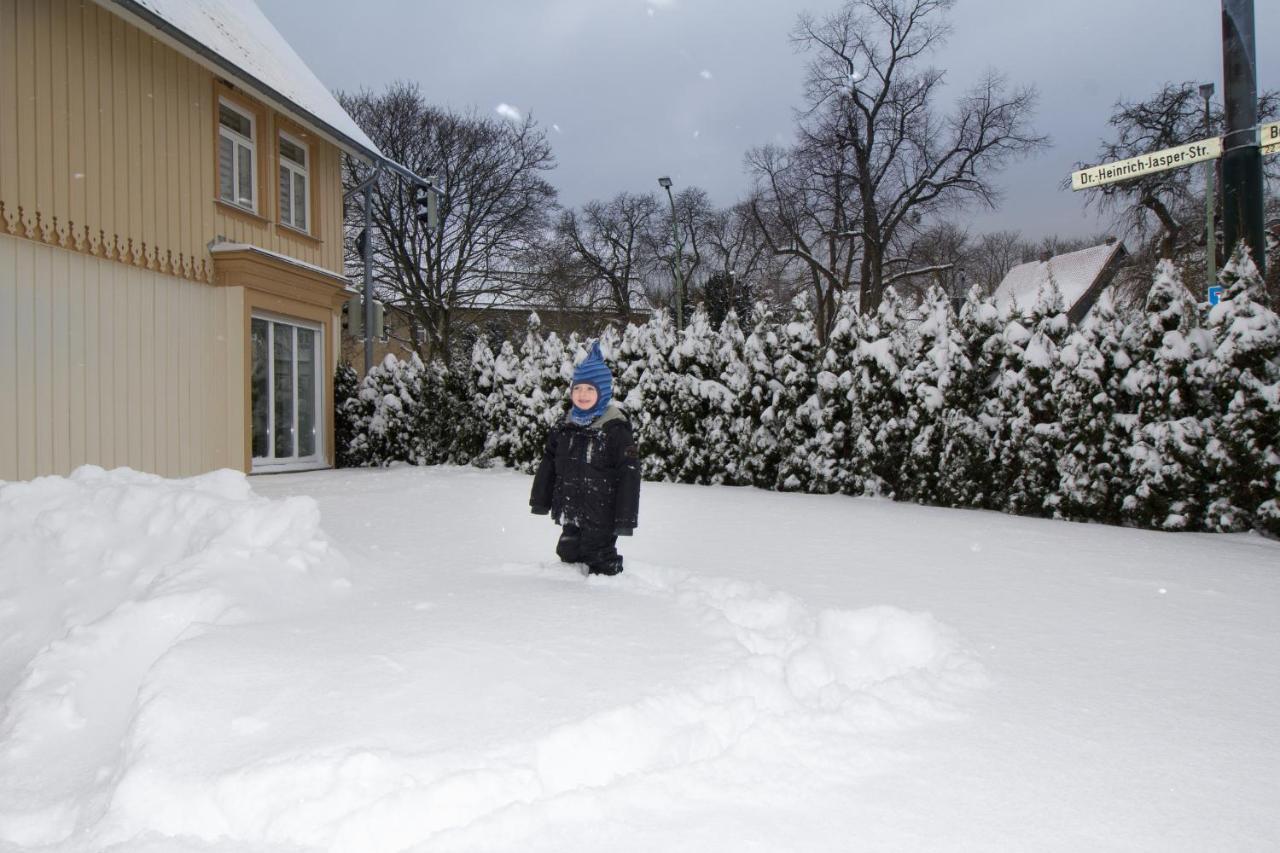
[1208,285,1224,306]
[1071,136,1223,191]
[1262,121,1280,156]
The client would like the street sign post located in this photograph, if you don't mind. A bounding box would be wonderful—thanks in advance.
[1262,121,1280,155]
[1071,137,1222,191]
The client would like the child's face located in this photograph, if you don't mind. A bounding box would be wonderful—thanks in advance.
[570,383,599,411]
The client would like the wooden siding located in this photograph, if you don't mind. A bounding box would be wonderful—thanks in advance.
[0,233,245,480]
[0,0,346,280]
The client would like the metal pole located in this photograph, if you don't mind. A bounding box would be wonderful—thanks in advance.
[1201,83,1217,288]
[1221,0,1266,275]
[663,185,685,330]
[362,179,374,374]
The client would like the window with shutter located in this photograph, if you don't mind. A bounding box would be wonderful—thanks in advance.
[279,134,309,232]
[218,100,257,212]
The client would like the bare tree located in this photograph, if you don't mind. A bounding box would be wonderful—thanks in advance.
[702,202,768,285]
[893,220,971,306]
[968,229,1027,294]
[792,0,1048,315]
[647,186,715,316]
[338,82,558,364]
[745,141,862,337]
[552,191,660,322]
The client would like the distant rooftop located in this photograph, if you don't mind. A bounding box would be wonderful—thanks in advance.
[993,241,1127,323]
[106,0,383,161]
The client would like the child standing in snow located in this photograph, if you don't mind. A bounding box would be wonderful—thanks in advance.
[530,342,641,576]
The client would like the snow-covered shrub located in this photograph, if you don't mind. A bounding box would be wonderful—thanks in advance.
[770,299,823,491]
[334,361,362,468]
[782,295,861,495]
[623,312,681,481]
[898,287,984,506]
[335,260,1277,537]
[739,304,786,489]
[1120,261,1215,530]
[346,354,428,466]
[1201,246,1280,535]
[852,290,914,498]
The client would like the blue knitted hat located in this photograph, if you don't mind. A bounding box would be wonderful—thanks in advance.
[569,341,612,425]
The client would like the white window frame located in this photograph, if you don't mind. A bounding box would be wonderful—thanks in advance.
[251,312,326,473]
[278,130,310,233]
[218,97,257,213]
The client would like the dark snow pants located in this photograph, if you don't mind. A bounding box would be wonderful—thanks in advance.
[556,524,622,575]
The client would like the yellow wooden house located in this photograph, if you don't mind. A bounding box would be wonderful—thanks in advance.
[0,0,390,480]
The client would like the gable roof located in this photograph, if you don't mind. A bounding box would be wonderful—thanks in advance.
[993,241,1128,323]
[100,0,382,162]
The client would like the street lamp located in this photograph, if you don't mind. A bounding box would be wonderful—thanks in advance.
[1200,82,1216,289]
[658,175,685,330]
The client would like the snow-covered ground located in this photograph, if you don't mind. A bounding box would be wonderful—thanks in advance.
[1,465,1277,852]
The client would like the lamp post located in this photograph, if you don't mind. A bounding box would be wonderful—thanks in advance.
[1200,82,1217,289]
[658,175,685,330]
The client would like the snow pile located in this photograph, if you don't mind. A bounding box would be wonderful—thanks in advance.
[76,560,981,852]
[0,466,347,848]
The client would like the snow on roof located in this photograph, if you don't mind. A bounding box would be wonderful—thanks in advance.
[993,242,1124,314]
[116,0,382,159]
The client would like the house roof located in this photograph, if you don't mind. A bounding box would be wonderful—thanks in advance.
[993,241,1127,320]
[101,0,383,163]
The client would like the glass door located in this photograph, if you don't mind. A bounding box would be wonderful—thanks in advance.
[252,315,323,470]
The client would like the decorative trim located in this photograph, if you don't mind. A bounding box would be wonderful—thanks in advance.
[0,199,214,282]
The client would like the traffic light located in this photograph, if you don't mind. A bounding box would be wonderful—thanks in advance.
[341,297,384,341]
[342,298,363,339]
[416,183,439,229]
[354,228,368,260]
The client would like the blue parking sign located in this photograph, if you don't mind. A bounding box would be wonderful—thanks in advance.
[1208,285,1224,305]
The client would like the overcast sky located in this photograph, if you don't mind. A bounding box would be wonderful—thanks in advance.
[257,0,1277,243]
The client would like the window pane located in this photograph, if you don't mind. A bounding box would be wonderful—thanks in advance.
[280,137,305,166]
[237,144,253,208]
[293,172,307,231]
[219,135,234,202]
[219,103,251,137]
[279,165,292,226]
[251,319,270,458]
[273,323,295,459]
[297,328,317,457]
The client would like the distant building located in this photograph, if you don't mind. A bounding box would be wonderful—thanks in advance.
[993,240,1129,324]
[342,294,653,367]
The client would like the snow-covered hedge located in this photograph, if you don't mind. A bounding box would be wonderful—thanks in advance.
[338,248,1280,536]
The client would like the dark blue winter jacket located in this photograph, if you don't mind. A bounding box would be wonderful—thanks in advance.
[530,405,641,534]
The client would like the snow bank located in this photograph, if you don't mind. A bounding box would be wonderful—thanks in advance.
[0,467,347,847]
[95,561,982,853]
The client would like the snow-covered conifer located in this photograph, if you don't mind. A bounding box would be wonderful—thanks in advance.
[1202,246,1280,534]
[850,289,914,497]
[349,353,426,466]
[334,361,362,468]
[783,293,867,494]
[770,299,823,491]
[667,306,738,484]
[899,287,983,506]
[986,280,1070,516]
[1120,261,1215,530]
[739,303,786,489]
[619,311,679,480]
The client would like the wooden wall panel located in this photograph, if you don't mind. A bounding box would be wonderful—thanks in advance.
[0,235,237,480]
[0,238,16,478]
